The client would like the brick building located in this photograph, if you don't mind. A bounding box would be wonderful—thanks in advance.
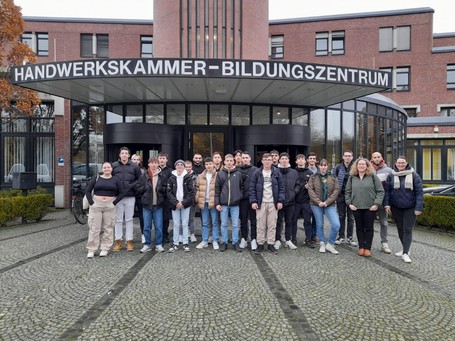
[3,3,453,207]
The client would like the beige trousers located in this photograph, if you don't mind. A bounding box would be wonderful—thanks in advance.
[86,199,116,252]
[255,202,278,245]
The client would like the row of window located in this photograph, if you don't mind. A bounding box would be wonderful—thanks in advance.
[269,25,411,58]
[23,32,154,59]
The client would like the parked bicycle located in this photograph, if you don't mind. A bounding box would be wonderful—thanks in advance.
[71,177,91,224]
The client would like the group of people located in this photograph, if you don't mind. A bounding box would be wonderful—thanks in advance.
[84,147,424,264]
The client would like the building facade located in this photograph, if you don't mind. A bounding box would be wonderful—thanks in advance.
[5,3,453,207]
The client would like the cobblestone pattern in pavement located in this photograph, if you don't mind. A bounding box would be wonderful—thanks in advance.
[0,210,454,340]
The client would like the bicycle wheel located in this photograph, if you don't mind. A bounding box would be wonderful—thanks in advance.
[73,196,88,225]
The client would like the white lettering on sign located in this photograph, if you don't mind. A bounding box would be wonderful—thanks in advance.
[11,58,390,89]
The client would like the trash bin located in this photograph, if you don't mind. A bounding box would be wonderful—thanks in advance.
[12,172,37,190]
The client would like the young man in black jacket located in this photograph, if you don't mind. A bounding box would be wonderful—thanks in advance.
[112,147,141,252]
[238,151,258,250]
[276,152,300,250]
[215,154,243,252]
[293,154,315,248]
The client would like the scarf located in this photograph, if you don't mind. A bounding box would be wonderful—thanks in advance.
[318,172,328,201]
[392,168,414,190]
[371,160,385,171]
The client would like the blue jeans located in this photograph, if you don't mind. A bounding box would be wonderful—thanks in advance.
[220,205,240,245]
[310,205,340,245]
[172,207,190,246]
[201,202,219,242]
[142,206,163,246]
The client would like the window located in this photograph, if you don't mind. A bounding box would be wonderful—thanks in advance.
[316,31,344,56]
[22,32,49,56]
[141,36,153,58]
[396,67,410,91]
[379,66,410,91]
[402,106,420,117]
[440,107,455,117]
[270,35,284,59]
[80,34,109,58]
[447,64,455,89]
[379,26,410,52]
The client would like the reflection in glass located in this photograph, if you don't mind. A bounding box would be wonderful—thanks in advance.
[292,107,308,126]
[89,106,105,165]
[167,104,186,125]
[35,136,54,182]
[189,104,207,125]
[252,106,270,125]
[232,105,249,126]
[106,105,123,124]
[125,105,143,123]
[310,109,325,158]
[210,104,229,125]
[272,107,289,125]
[192,132,224,158]
[342,111,355,156]
[327,110,341,168]
[3,137,26,182]
[146,104,164,124]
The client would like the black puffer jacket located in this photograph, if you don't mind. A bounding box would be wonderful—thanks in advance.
[238,164,258,199]
[278,165,299,206]
[134,169,167,209]
[112,160,141,197]
[295,167,313,203]
[215,167,243,206]
[384,164,424,211]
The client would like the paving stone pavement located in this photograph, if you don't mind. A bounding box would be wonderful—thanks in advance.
[0,209,454,340]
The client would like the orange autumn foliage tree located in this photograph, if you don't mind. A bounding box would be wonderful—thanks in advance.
[0,0,40,116]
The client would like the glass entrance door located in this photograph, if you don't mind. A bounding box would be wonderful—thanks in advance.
[189,127,230,159]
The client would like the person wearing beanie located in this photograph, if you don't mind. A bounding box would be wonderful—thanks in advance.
[167,159,195,252]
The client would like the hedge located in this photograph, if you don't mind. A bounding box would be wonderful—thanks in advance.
[0,192,53,226]
[417,194,455,231]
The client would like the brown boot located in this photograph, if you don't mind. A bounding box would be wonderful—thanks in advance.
[358,248,365,256]
[364,249,372,257]
[113,240,122,252]
[126,240,134,251]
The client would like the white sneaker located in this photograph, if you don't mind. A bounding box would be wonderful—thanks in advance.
[402,253,412,263]
[319,242,326,253]
[335,238,344,245]
[239,238,248,249]
[212,241,219,250]
[140,245,151,253]
[251,239,258,250]
[285,240,298,250]
[141,234,145,244]
[274,240,281,250]
[347,238,358,247]
[196,241,208,249]
[168,245,178,253]
[178,235,183,244]
[395,250,403,257]
[382,243,392,254]
[183,244,190,252]
[155,245,165,252]
[87,251,95,258]
[208,236,213,244]
[325,243,339,254]
[190,234,197,243]
[99,250,108,257]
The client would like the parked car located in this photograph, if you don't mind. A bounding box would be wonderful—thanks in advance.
[37,163,52,182]
[423,184,455,197]
[73,163,102,181]
[4,163,25,182]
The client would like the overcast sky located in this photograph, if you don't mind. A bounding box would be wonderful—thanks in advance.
[14,0,455,34]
